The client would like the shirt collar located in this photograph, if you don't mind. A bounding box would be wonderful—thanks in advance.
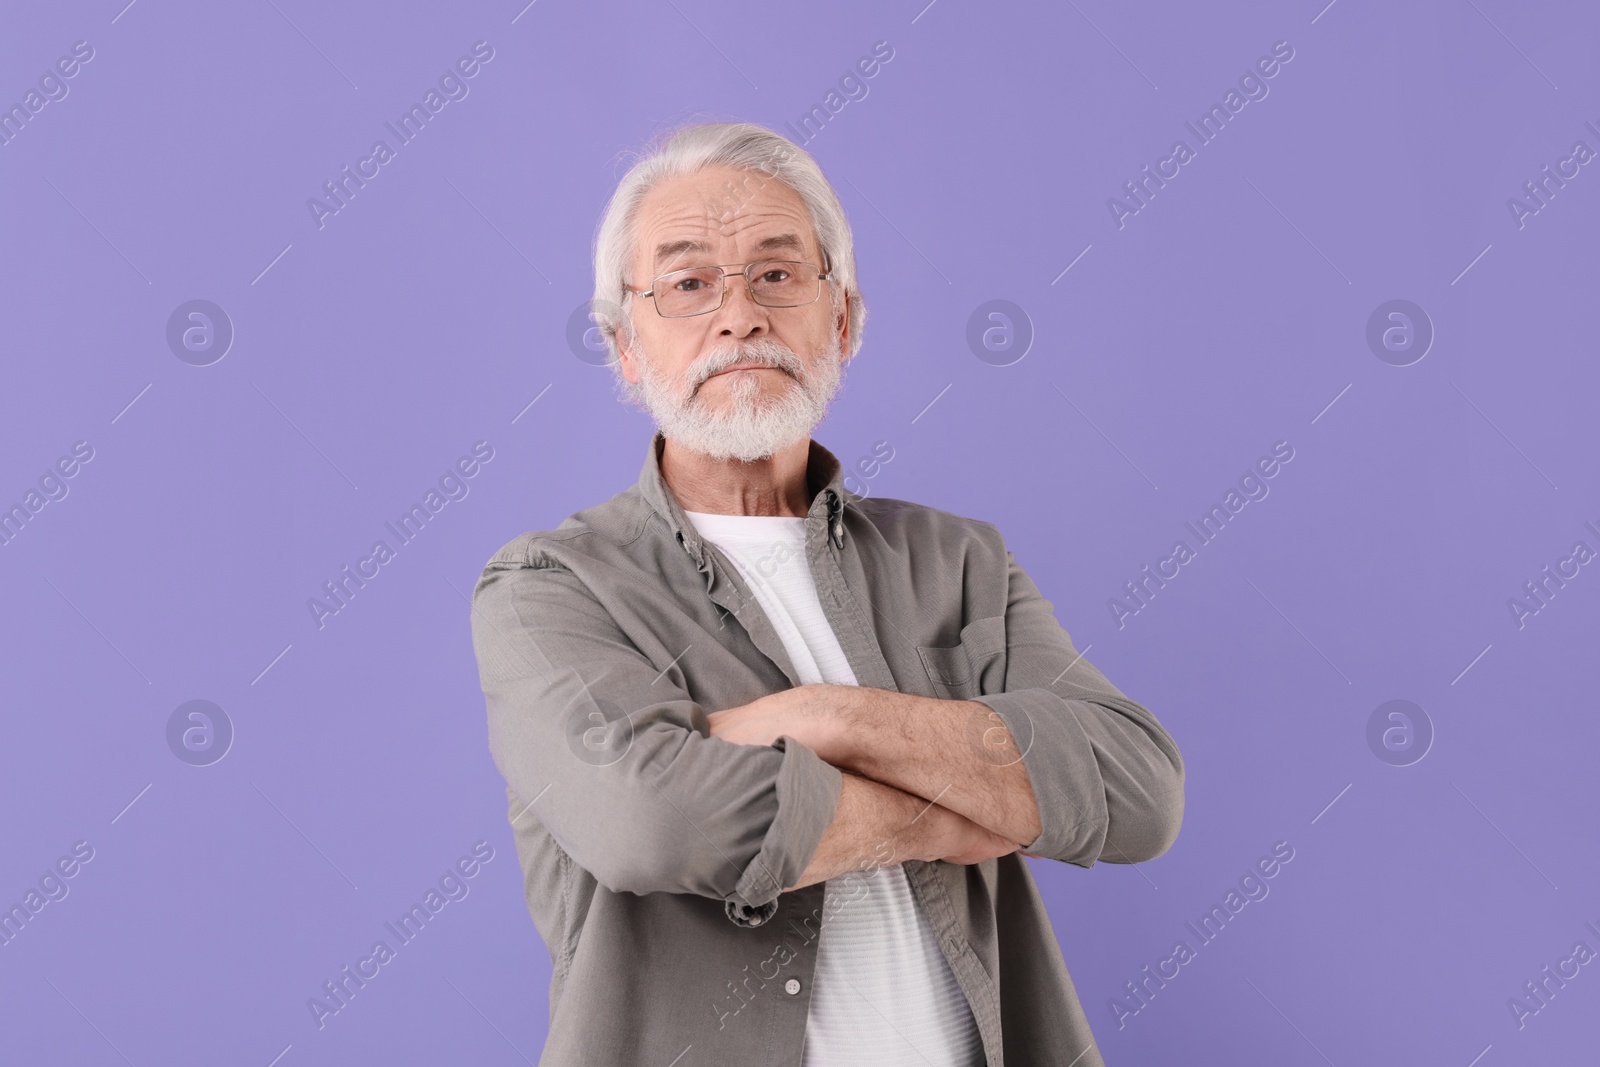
[636,429,850,564]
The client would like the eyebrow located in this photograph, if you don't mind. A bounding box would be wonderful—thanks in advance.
[652,232,809,268]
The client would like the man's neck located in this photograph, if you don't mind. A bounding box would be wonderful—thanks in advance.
[660,434,814,517]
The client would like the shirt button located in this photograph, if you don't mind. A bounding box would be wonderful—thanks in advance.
[784,978,801,996]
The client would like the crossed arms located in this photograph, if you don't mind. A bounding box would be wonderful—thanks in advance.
[707,684,1048,889]
[471,544,1184,920]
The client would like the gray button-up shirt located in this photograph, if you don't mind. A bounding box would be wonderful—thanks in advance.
[470,431,1185,1066]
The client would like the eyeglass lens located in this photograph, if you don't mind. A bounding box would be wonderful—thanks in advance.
[654,260,817,316]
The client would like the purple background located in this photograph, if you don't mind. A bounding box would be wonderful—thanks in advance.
[3,0,1597,1063]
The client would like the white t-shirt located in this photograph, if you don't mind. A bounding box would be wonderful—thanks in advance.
[684,509,985,1067]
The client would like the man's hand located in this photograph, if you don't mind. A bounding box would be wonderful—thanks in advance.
[711,683,1044,850]
[787,771,1024,890]
[927,802,1025,866]
[706,684,854,760]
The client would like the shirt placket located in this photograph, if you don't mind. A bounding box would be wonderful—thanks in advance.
[660,460,1006,1063]
[805,490,1008,1066]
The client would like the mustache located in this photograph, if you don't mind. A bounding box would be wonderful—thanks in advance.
[689,340,804,390]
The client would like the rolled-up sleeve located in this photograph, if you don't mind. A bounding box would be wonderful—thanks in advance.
[972,550,1185,867]
[470,546,842,922]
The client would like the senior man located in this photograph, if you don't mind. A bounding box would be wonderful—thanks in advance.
[470,121,1184,1067]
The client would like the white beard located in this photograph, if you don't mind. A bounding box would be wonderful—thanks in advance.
[633,332,845,462]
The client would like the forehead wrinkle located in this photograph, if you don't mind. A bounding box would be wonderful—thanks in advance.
[632,165,816,284]
[642,203,816,276]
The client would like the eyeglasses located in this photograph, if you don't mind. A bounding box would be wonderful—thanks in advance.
[623,259,832,319]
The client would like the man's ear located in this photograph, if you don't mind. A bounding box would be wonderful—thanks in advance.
[836,290,852,359]
[613,324,641,383]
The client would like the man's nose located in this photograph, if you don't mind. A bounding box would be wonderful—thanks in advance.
[715,272,766,333]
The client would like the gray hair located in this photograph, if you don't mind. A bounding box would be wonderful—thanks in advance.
[589,121,866,399]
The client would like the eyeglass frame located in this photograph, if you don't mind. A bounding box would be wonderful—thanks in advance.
[621,255,834,319]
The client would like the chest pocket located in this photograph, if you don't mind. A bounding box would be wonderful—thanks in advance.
[915,615,1008,699]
